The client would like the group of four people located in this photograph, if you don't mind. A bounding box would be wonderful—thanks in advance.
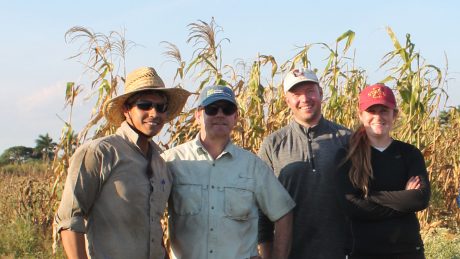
[55,66,430,259]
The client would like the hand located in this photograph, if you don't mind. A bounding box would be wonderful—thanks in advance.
[405,176,421,190]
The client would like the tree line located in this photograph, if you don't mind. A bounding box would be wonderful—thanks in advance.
[0,133,57,165]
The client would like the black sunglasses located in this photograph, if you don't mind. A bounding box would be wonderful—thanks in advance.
[203,103,237,116]
[134,101,168,113]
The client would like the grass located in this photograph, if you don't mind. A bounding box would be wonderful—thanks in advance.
[423,228,460,259]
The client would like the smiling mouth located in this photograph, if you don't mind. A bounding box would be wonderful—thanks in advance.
[145,120,162,126]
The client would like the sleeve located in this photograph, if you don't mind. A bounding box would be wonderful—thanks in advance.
[254,158,295,222]
[366,145,431,212]
[334,148,406,221]
[54,142,105,233]
[257,139,276,244]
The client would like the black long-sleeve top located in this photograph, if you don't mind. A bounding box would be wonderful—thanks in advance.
[335,139,430,255]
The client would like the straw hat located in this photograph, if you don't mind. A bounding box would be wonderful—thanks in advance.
[104,67,190,126]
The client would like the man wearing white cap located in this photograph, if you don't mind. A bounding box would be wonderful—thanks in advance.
[162,85,296,259]
[55,67,190,259]
[258,68,351,259]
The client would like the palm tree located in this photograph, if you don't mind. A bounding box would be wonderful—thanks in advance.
[35,133,56,163]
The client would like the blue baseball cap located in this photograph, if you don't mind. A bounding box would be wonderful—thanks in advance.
[198,85,237,107]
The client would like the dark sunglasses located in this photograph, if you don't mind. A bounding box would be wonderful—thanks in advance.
[134,101,168,113]
[203,103,237,116]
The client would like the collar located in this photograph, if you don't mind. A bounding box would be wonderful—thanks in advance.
[290,116,326,138]
[192,134,235,159]
[116,121,161,156]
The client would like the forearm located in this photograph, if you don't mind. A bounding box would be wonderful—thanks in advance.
[61,230,88,259]
[272,211,293,259]
[368,188,430,212]
[258,242,272,259]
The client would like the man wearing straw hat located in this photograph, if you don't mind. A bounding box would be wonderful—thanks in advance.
[55,67,190,259]
[162,85,295,259]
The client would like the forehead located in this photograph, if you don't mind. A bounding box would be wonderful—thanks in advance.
[288,82,320,92]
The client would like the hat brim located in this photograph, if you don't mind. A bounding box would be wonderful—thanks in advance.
[359,101,396,112]
[285,78,319,93]
[104,88,190,126]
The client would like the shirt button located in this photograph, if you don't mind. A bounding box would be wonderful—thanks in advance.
[210,228,214,231]
[209,250,213,253]
[211,206,214,209]
[211,185,214,189]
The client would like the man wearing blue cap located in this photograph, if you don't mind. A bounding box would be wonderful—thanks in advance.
[162,85,296,259]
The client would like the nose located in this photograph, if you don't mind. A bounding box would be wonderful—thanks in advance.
[215,107,226,116]
[298,93,309,102]
[148,107,159,117]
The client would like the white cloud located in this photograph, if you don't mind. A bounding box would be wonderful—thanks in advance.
[16,81,67,112]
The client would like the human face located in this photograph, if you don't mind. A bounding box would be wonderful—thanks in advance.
[195,100,237,141]
[123,93,167,138]
[285,82,323,127]
[359,104,397,139]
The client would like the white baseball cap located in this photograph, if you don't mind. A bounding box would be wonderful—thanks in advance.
[283,68,319,93]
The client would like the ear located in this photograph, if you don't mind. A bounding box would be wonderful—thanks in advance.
[123,104,131,120]
[318,85,323,100]
[358,109,364,122]
[194,108,202,121]
[284,94,290,105]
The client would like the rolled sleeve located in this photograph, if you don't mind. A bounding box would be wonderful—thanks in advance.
[54,142,104,233]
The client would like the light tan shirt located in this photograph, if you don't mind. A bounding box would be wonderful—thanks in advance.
[55,122,171,259]
[162,136,296,259]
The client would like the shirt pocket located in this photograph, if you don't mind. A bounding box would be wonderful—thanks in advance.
[224,185,255,220]
[172,184,202,215]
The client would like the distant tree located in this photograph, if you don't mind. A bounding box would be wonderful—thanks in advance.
[0,146,35,165]
[34,133,57,162]
[439,105,460,126]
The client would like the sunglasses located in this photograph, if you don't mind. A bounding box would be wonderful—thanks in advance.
[134,101,168,113]
[203,103,237,116]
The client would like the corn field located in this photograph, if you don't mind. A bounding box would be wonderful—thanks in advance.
[0,18,459,258]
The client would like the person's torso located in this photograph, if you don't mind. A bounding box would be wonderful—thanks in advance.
[164,141,262,259]
[86,133,171,259]
[264,119,351,258]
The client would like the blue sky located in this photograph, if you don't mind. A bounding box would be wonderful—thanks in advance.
[0,0,459,153]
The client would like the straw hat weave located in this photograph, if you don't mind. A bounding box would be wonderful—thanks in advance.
[104,67,190,126]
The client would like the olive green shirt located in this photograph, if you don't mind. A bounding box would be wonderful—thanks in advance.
[55,121,171,259]
[162,136,295,259]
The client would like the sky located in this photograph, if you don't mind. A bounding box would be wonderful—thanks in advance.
[0,0,459,154]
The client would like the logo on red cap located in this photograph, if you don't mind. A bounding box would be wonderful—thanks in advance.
[359,83,396,111]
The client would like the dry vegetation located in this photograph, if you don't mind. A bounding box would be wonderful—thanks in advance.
[0,18,459,258]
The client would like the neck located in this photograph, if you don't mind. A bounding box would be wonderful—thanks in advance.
[200,132,229,160]
[295,116,320,129]
[368,134,392,149]
[126,122,151,156]
[137,136,150,157]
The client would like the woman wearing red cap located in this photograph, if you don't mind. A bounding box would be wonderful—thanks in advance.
[335,83,430,259]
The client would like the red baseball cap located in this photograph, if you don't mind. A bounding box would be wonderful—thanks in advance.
[359,83,396,111]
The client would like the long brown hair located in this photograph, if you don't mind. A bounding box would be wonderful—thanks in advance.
[344,125,373,197]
